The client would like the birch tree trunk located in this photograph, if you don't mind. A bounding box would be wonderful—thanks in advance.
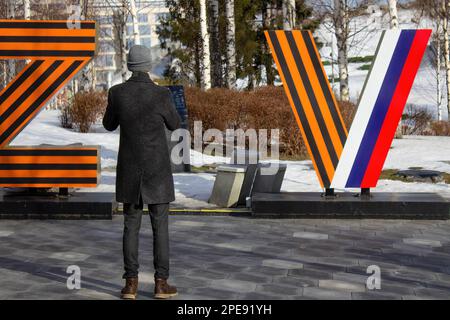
[210,0,222,87]
[387,0,399,29]
[225,0,236,89]
[121,17,128,82]
[387,0,403,136]
[334,0,349,102]
[443,0,450,121]
[7,0,15,83]
[262,2,274,85]
[24,0,30,19]
[200,0,211,90]
[130,0,141,45]
[437,31,443,121]
[282,0,296,30]
[24,0,31,65]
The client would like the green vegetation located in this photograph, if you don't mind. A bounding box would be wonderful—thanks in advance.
[348,55,374,63]
[379,169,409,182]
[357,64,371,71]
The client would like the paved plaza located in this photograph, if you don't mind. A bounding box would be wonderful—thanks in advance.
[0,215,450,300]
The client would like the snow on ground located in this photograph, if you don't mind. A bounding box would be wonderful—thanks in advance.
[11,110,450,208]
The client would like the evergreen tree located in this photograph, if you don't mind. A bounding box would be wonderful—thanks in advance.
[157,0,320,89]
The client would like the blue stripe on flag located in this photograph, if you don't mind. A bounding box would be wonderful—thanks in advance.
[345,30,416,187]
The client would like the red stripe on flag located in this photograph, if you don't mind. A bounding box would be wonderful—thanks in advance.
[361,29,431,187]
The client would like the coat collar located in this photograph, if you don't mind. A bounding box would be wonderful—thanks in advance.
[127,71,153,84]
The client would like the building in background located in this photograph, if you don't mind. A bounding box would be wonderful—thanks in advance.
[92,0,169,89]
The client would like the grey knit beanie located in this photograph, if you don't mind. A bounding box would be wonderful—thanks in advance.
[127,45,152,72]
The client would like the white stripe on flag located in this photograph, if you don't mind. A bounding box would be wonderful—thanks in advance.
[331,30,401,189]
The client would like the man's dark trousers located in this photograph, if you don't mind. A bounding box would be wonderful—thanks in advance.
[122,198,169,280]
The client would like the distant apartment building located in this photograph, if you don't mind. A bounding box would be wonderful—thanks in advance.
[92,0,169,88]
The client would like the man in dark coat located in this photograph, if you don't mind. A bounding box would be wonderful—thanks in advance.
[103,45,181,300]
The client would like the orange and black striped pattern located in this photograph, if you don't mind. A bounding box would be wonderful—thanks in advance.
[0,20,98,187]
[265,30,348,188]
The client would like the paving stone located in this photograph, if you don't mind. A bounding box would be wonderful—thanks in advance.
[173,220,207,227]
[187,269,227,280]
[207,262,247,273]
[213,242,253,252]
[302,262,347,274]
[401,295,433,300]
[377,277,414,296]
[288,268,332,280]
[192,287,238,300]
[332,272,369,284]
[229,272,271,284]
[293,232,329,240]
[49,252,90,262]
[256,284,299,296]
[245,266,288,276]
[75,288,118,300]
[262,259,303,270]
[302,287,351,300]
[238,292,285,300]
[414,288,450,299]
[275,276,317,288]
[170,276,210,289]
[210,279,257,293]
[388,268,437,282]
[352,291,401,300]
[318,280,366,292]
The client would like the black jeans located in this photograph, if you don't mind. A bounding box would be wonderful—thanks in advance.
[122,199,170,280]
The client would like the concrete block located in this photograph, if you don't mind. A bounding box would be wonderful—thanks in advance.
[209,165,246,207]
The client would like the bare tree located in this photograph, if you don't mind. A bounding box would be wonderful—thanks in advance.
[112,3,129,83]
[6,0,15,84]
[225,0,236,89]
[129,0,141,45]
[387,0,399,29]
[24,0,30,19]
[209,0,222,87]
[334,0,350,101]
[283,0,296,30]
[387,0,403,137]
[412,0,447,120]
[442,0,450,121]
[313,0,372,102]
[200,0,211,89]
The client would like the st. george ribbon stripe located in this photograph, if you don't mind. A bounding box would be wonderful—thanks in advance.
[267,31,330,186]
[0,149,97,156]
[345,30,416,187]
[302,31,347,146]
[0,36,96,43]
[0,178,97,184]
[0,164,98,170]
[0,50,94,57]
[285,31,339,167]
[0,60,83,146]
[0,21,95,29]
[0,60,63,127]
[0,60,43,105]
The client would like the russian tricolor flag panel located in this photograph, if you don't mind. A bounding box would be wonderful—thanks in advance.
[331,29,431,189]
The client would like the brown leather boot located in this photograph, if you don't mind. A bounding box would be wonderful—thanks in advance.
[121,277,138,300]
[154,278,178,299]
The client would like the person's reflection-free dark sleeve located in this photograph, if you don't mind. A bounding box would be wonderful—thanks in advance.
[103,89,119,131]
[162,89,181,131]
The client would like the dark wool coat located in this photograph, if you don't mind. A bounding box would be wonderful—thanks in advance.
[103,72,181,204]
